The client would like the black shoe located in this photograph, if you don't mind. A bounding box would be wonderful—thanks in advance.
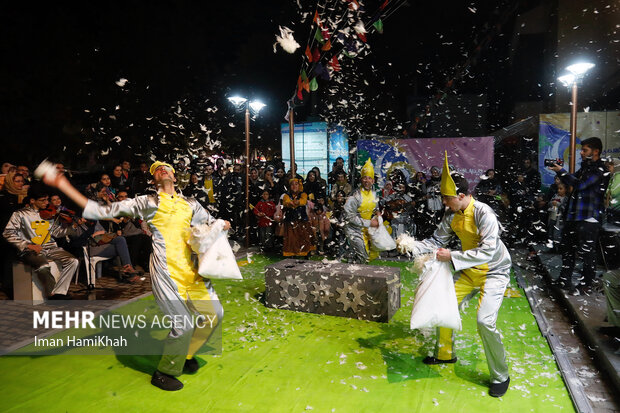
[422,356,457,365]
[489,377,510,397]
[183,358,200,374]
[151,370,183,391]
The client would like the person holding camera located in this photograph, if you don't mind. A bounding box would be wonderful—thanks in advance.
[548,137,608,295]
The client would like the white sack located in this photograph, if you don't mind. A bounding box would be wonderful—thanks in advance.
[189,220,242,280]
[368,216,396,251]
[410,252,461,331]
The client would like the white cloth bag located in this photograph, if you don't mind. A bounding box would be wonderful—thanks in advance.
[368,216,397,251]
[410,252,461,330]
[189,220,242,280]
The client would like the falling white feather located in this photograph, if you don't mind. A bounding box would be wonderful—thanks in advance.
[274,26,301,54]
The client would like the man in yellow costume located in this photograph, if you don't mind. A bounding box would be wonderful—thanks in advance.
[41,160,229,391]
[343,158,381,263]
[401,152,511,397]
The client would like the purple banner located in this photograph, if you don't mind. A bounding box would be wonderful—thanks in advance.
[357,137,494,190]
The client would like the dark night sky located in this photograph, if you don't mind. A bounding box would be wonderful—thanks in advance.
[1,0,522,167]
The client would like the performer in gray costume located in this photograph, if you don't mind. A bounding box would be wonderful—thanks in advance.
[3,187,79,298]
[401,153,511,398]
[39,160,229,391]
[343,159,380,263]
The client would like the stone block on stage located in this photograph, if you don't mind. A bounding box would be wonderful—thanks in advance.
[264,259,401,322]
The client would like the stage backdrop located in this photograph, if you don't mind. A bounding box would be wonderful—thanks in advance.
[538,111,620,188]
[281,122,349,177]
[357,137,494,191]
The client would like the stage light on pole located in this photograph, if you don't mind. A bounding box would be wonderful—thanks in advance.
[227,95,266,248]
[557,61,594,173]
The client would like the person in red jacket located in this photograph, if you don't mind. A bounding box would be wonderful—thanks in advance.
[253,189,276,252]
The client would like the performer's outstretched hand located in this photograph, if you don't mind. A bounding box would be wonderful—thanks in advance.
[436,248,452,262]
[222,220,231,231]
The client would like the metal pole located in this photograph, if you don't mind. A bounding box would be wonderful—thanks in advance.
[288,104,295,178]
[569,82,578,174]
[245,106,250,248]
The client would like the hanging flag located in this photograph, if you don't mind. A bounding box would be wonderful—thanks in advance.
[297,85,303,100]
[330,55,341,71]
[321,39,332,51]
[347,0,360,11]
[305,45,313,62]
[313,10,319,23]
[315,62,331,80]
[357,32,367,42]
[309,77,318,92]
[314,28,325,44]
[301,69,308,82]
[373,19,384,34]
[312,47,321,62]
[380,0,390,9]
[302,78,310,92]
[321,28,330,41]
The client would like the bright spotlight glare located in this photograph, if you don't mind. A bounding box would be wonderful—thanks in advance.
[249,101,266,113]
[228,96,248,106]
[566,62,595,76]
[557,74,576,87]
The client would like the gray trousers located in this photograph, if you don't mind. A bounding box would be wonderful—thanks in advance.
[434,270,510,384]
[20,246,78,296]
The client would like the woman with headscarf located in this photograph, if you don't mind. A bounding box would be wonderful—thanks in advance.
[281,178,315,257]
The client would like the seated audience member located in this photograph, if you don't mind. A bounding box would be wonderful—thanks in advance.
[330,171,352,201]
[281,179,315,257]
[16,165,31,186]
[69,217,142,283]
[86,173,117,202]
[253,189,276,252]
[0,172,27,224]
[0,162,16,191]
[110,164,130,194]
[93,182,116,206]
[182,173,210,208]
[112,191,152,271]
[3,186,79,299]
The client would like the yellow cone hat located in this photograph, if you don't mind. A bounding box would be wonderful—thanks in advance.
[440,151,457,197]
[361,158,375,178]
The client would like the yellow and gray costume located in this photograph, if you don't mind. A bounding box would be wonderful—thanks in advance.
[3,205,79,296]
[343,159,379,263]
[82,165,223,377]
[408,153,511,384]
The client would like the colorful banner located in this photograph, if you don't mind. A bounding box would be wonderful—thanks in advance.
[357,137,494,191]
[538,112,620,188]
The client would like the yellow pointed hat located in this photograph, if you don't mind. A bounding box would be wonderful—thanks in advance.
[440,151,457,197]
[361,158,374,178]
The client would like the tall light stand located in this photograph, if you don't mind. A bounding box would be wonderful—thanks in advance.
[227,96,266,248]
[558,62,594,174]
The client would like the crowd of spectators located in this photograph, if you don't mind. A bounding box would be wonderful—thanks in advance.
[1,140,619,331]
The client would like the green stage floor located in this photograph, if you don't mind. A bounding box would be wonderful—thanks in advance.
[0,255,574,412]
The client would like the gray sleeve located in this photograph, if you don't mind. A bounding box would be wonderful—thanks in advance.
[343,193,370,228]
[190,199,216,226]
[3,212,29,251]
[82,197,146,220]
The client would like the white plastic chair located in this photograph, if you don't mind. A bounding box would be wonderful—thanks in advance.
[81,246,115,288]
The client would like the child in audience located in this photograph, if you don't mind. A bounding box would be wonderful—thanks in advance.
[253,189,276,252]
